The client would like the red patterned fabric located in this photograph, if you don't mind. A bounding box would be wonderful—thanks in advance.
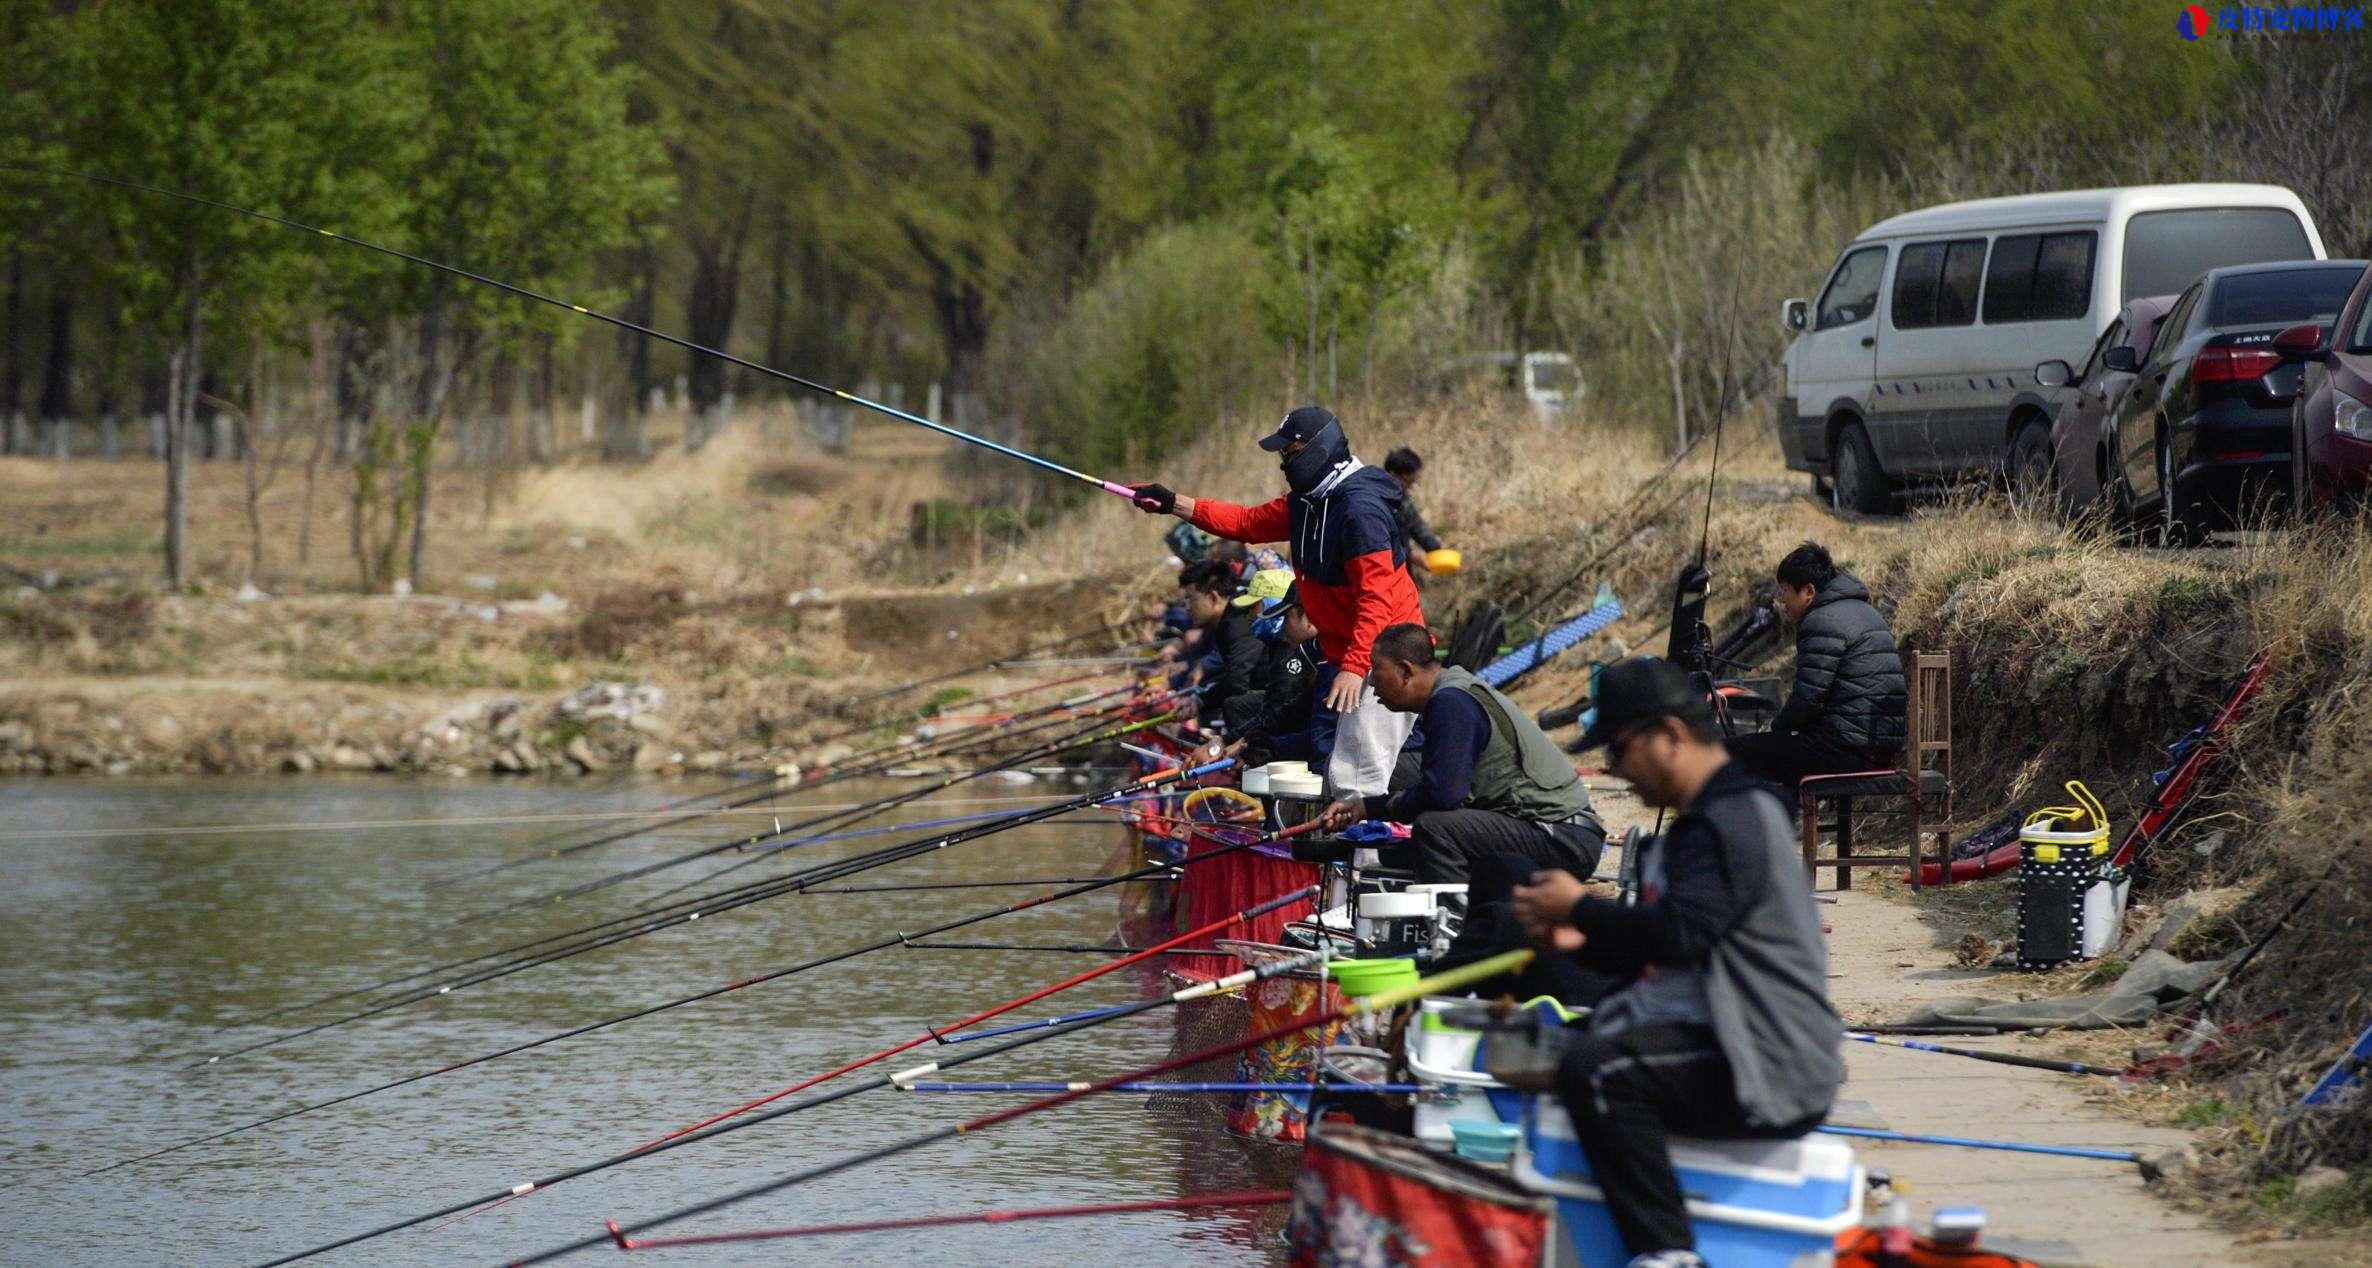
[1287,1123,1553,1267]
[1176,841,1319,951]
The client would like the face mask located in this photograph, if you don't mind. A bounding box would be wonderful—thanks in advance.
[1280,418,1348,492]
[1252,612,1286,643]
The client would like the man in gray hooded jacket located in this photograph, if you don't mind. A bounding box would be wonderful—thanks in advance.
[1515,657,1843,1268]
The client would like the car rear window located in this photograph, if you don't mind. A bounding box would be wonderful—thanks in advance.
[2205,268,2359,328]
[2122,207,2314,303]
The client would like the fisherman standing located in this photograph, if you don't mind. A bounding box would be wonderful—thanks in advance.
[1726,542,1906,787]
[1512,657,1843,1268]
[1383,446,1455,575]
[1129,407,1426,801]
[1315,623,1603,887]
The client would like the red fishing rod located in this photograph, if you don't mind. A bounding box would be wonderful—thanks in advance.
[100,755,1241,1173]
[506,950,1536,1267]
[245,944,1341,1267]
[603,1192,1293,1251]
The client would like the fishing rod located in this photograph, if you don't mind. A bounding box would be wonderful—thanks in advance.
[427,673,1147,892]
[445,684,1163,919]
[904,1081,1420,1094]
[828,623,1144,718]
[897,941,1227,954]
[14,167,1148,502]
[508,950,1535,1266]
[603,1191,1293,1252]
[179,720,1197,1072]
[425,660,1132,888]
[103,761,1254,1172]
[806,872,1175,894]
[1816,1124,2145,1167]
[1845,1032,2121,1077]
[246,946,1339,1267]
[236,704,1164,1037]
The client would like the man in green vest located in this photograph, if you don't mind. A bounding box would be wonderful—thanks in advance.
[1316,622,1604,887]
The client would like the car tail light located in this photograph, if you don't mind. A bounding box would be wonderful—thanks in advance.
[2194,346,2283,383]
[2337,389,2372,442]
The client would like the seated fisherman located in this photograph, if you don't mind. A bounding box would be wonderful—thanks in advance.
[1513,657,1843,1268]
[1315,623,1603,887]
[1725,541,1905,788]
[1173,559,1264,733]
[1228,581,1327,767]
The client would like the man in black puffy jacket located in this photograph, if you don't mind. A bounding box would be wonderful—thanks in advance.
[1726,541,1905,787]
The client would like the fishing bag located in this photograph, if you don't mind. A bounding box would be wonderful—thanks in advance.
[1286,1122,1555,1267]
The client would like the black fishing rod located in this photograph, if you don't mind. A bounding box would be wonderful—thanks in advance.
[11,167,1148,503]
[426,671,1145,893]
[242,941,1334,1267]
[237,690,1158,1038]
[442,685,1153,924]
[1505,434,1708,629]
[819,623,1146,726]
[103,758,1240,1176]
[183,709,1185,1070]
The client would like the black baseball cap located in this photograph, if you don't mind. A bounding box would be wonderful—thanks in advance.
[1259,405,1340,452]
[1573,657,1712,751]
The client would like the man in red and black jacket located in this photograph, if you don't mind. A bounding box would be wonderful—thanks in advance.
[1129,406,1426,799]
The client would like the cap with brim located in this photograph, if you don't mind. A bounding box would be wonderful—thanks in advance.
[1573,657,1710,751]
[1259,405,1339,452]
[1233,567,1295,609]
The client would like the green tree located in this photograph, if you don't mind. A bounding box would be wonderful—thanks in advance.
[58,0,398,588]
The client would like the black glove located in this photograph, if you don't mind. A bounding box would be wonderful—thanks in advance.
[1130,483,1176,514]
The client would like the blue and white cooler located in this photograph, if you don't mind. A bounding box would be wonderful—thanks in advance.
[1518,1096,1863,1267]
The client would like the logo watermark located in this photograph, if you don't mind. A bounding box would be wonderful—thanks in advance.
[2179,4,2366,38]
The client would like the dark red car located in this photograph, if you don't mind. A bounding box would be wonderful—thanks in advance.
[2021,295,2175,517]
[2286,262,2372,517]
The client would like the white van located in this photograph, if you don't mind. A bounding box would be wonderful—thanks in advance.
[1777,184,2326,511]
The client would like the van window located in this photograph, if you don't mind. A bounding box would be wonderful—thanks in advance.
[2205,267,2359,328]
[1892,238,1984,329]
[2122,208,2313,303]
[1982,231,2095,323]
[1816,246,1887,330]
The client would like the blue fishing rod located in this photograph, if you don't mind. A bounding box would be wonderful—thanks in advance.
[9,167,1150,503]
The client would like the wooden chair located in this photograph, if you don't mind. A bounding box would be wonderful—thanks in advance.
[1797,651,1953,890]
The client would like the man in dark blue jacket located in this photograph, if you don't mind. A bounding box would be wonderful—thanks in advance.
[1727,541,1906,787]
[1516,657,1843,1268]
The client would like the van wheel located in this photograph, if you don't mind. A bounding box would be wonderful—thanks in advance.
[1810,472,1833,503]
[2007,421,2055,513]
[1831,422,1892,515]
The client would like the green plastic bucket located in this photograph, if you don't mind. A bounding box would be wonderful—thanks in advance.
[1325,958,1420,997]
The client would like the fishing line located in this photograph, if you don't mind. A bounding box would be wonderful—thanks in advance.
[8,168,1148,502]
[601,1191,1294,1251]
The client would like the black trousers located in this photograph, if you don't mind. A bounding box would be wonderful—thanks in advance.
[1409,807,1604,889]
[1725,730,1892,789]
[1554,1023,1755,1256]
[1432,853,1627,1007]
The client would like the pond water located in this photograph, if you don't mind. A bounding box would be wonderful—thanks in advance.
[0,773,1282,1266]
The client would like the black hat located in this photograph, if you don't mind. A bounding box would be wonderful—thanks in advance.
[1573,657,1711,752]
[1259,405,1341,452]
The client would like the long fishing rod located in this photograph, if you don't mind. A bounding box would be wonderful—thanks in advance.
[236,701,1162,1037]
[246,946,1339,1267]
[427,672,1146,893]
[180,718,1195,1072]
[828,623,1142,718]
[425,661,1130,890]
[14,167,1147,502]
[509,950,1536,1267]
[603,1191,1294,1252]
[105,760,1245,1171]
[1845,1032,2121,1077]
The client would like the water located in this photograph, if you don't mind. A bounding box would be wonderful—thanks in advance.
[0,774,1282,1266]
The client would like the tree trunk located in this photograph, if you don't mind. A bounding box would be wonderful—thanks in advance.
[610,238,655,460]
[39,287,70,428]
[684,197,754,445]
[165,261,201,589]
[765,217,790,379]
[0,250,21,452]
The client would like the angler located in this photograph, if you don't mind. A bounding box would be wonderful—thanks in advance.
[1129,405,1427,802]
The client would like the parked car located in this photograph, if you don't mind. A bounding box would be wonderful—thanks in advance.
[1432,351,1581,419]
[2023,294,2176,517]
[1777,184,2327,513]
[2106,259,2367,544]
[2284,262,2372,517]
